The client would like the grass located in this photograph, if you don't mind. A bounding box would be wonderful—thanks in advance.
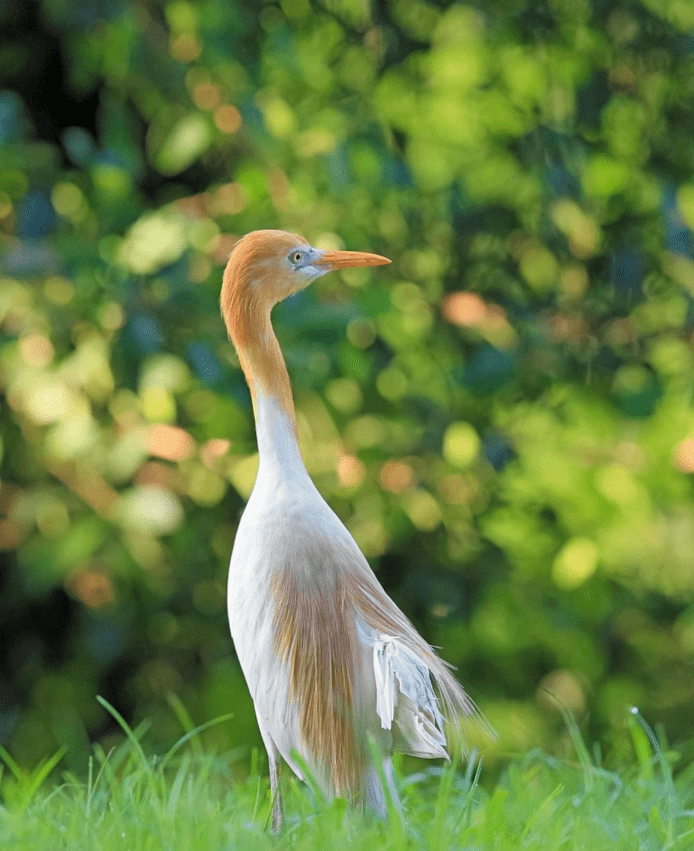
[0,702,693,851]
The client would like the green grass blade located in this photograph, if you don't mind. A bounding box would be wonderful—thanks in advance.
[96,695,153,779]
[166,694,203,755]
[160,712,235,770]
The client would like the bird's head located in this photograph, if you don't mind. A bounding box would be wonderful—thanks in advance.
[221,229,390,343]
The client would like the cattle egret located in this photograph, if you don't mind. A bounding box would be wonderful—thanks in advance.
[221,230,478,829]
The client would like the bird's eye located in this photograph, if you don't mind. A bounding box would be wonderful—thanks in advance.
[290,250,304,265]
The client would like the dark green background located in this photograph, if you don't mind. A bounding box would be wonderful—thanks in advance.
[1,0,693,776]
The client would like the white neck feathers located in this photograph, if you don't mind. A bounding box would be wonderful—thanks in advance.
[254,389,310,485]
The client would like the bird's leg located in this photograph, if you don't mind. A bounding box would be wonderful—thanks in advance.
[361,755,402,821]
[268,755,283,833]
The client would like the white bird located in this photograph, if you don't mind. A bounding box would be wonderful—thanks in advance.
[221,230,478,829]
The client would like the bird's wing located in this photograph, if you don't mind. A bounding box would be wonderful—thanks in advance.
[367,628,449,760]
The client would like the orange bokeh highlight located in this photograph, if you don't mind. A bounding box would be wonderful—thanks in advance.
[214,104,242,134]
[149,424,196,461]
[442,291,517,348]
[66,569,115,608]
[201,438,231,468]
[673,438,694,473]
[442,291,487,326]
[337,454,366,488]
[379,461,415,494]
[193,82,221,110]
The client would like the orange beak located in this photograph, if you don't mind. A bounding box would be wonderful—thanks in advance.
[315,250,391,270]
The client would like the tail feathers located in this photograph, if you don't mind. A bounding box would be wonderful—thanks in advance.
[353,575,492,755]
[433,663,496,753]
[392,693,449,759]
[372,635,450,758]
[367,625,492,758]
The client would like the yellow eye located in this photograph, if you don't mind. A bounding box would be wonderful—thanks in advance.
[290,251,304,264]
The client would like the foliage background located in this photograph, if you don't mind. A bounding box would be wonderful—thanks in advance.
[1,0,694,776]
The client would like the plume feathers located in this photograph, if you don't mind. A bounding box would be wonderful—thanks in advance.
[270,530,479,801]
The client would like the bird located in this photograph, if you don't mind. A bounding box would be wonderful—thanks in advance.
[221,229,478,829]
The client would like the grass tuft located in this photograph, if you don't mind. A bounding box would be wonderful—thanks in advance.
[1,707,693,850]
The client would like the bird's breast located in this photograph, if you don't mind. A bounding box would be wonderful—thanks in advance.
[226,483,349,700]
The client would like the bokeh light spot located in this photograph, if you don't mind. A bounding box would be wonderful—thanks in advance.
[442,291,487,326]
[537,669,586,714]
[118,485,184,537]
[148,424,195,461]
[376,366,408,401]
[66,569,115,609]
[379,460,415,494]
[337,454,366,488]
[347,415,386,448]
[325,377,363,415]
[443,422,480,468]
[170,33,202,63]
[43,276,75,305]
[140,388,176,424]
[672,438,694,473]
[552,538,599,589]
[214,104,242,134]
[119,211,187,275]
[26,381,70,424]
[200,438,231,468]
[402,489,442,531]
[347,319,376,348]
[19,333,54,368]
[192,82,221,110]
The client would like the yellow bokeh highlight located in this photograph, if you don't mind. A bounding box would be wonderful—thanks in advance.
[154,113,212,175]
[325,377,362,414]
[92,164,131,199]
[552,538,599,589]
[118,211,187,275]
[443,422,481,468]
[595,464,641,507]
[25,381,71,424]
[140,388,176,423]
[43,276,75,305]
[347,415,386,449]
[19,334,54,368]
[337,454,366,489]
[46,410,98,460]
[118,485,183,537]
[106,427,149,483]
[376,366,408,401]
[51,182,86,220]
[677,184,694,231]
[140,354,191,394]
[551,199,601,258]
[582,155,630,197]
[186,466,226,506]
[519,245,558,293]
[402,489,442,531]
[257,92,296,139]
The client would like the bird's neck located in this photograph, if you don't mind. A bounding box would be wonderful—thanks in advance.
[232,309,308,483]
